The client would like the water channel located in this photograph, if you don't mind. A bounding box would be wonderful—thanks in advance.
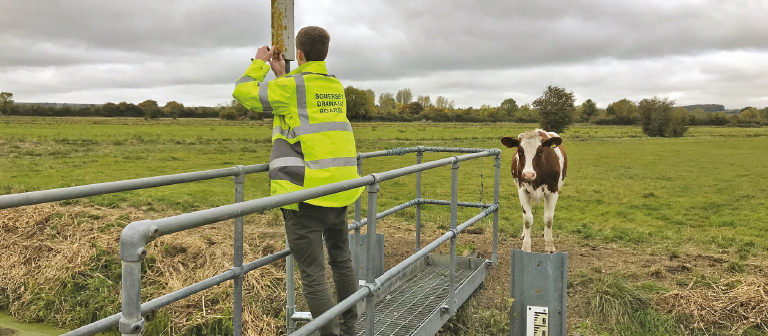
[0,313,68,336]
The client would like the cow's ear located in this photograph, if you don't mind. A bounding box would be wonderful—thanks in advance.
[542,137,562,148]
[500,137,520,148]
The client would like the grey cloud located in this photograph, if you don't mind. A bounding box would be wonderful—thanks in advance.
[0,0,270,64]
[321,0,768,80]
[346,51,768,109]
[1,0,767,108]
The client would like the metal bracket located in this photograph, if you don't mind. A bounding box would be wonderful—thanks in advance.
[367,176,381,192]
[230,266,244,278]
[363,282,378,295]
[449,228,459,237]
[232,165,245,184]
[291,311,313,322]
[440,304,450,315]
[118,317,145,334]
[119,220,157,261]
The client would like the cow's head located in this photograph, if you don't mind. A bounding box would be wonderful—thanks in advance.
[501,130,562,182]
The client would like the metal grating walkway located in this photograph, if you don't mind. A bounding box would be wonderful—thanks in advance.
[354,254,488,336]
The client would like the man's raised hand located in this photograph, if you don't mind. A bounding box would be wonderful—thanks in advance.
[253,45,271,62]
[269,46,286,77]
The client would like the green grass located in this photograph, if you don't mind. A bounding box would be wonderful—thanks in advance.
[3,116,768,334]
[2,117,768,254]
[570,271,679,336]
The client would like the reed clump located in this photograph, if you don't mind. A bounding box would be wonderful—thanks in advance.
[657,276,768,334]
[0,203,291,335]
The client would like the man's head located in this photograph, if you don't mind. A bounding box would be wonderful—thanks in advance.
[296,26,330,65]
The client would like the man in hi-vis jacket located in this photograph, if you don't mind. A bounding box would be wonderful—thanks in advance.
[233,26,362,336]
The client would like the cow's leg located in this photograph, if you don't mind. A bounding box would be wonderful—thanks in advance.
[543,192,559,253]
[518,188,534,252]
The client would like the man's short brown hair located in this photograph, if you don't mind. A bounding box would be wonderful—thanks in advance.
[296,26,330,61]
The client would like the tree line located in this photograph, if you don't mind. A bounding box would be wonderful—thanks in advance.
[343,86,768,131]
[0,93,258,120]
[2,89,767,134]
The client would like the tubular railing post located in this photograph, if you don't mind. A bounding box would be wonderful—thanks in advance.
[492,153,500,265]
[365,181,380,336]
[415,150,423,252]
[449,160,459,314]
[119,221,153,336]
[354,156,363,275]
[119,261,143,336]
[232,166,245,336]
[286,237,297,334]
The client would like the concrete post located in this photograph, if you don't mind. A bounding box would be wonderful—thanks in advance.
[271,0,295,61]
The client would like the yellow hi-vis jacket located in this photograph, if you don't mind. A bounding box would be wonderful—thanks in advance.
[233,60,363,210]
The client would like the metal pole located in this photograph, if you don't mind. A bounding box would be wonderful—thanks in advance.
[118,261,143,336]
[286,239,297,334]
[449,160,459,314]
[354,156,363,276]
[492,154,500,265]
[415,151,423,252]
[365,181,380,336]
[232,166,245,336]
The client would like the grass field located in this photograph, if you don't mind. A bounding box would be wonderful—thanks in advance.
[1,116,767,335]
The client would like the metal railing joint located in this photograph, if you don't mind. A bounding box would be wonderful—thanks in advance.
[119,220,156,262]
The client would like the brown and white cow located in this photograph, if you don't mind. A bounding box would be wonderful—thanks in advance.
[501,129,567,252]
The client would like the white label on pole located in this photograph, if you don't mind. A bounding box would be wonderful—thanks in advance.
[526,306,549,336]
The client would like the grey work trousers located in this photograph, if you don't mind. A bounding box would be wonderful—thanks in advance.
[283,203,358,336]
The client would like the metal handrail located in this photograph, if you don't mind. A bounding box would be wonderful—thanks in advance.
[114,148,500,336]
[0,164,270,209]
[293,204,499,336]
[2,146,501,336]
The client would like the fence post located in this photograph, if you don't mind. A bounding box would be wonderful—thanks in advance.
[232,166,245,336]
[286,241,297,334]
[493,153,501,265]
[119,221,154,336]
[415,150,423,252]
[119,261,143,336]
[449,159,459,314]
[354,156,363,275]
[365,181,380,336]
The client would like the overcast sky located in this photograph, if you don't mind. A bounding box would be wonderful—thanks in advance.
[1,0,767,109]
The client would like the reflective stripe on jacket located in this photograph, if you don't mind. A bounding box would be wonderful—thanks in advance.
[233,60,363,209]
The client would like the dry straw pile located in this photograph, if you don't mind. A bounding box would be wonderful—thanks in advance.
[657,276,768,334]
[0,203,292,334]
